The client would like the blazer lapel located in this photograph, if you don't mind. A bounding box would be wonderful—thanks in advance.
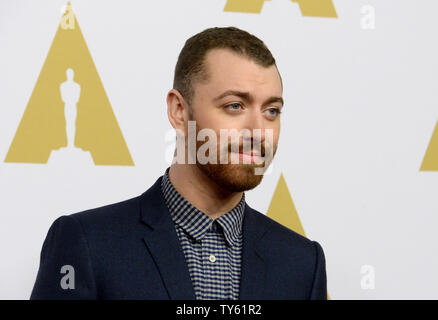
[140,176,196,300]
[239,204,267,300]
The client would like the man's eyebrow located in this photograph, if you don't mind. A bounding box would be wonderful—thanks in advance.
[213,90,251,102]
[264,96,284,107]
[213,90,284,106]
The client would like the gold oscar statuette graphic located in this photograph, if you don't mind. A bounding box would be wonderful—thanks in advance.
[421,121,438,171]
[267,173,330,299]
[224,0,338,18]
[4,2,134,166]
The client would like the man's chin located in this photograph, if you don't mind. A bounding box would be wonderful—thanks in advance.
[196,162,266,193]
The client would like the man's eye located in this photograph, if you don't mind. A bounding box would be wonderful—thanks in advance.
[225,103,242,111]
[266,108,282,116]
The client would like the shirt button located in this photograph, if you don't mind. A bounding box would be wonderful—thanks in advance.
[208,254,216,263]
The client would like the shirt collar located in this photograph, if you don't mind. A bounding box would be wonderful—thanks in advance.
[161,167,245,246]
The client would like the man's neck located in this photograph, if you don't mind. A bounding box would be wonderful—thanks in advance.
[168,164,244,220]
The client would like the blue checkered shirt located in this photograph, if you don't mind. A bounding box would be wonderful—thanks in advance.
[160,167,245,300]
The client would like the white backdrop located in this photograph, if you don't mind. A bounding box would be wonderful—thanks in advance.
[1,0,438,299]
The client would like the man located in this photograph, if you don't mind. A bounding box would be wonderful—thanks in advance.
[30,27,327,300]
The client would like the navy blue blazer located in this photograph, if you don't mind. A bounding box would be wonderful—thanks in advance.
[30,174,327,300]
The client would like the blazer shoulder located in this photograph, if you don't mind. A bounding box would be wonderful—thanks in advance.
[246,209,327,299]
[247,205,327,300]
[248,205,318,251]
[66,196,141,231]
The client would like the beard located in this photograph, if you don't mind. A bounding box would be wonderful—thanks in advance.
[194,132,277,193]
[197,161,264,193]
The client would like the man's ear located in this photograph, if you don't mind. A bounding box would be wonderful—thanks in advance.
[167,89,190,136]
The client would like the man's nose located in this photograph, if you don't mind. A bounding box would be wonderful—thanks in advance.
[244,108,266,143]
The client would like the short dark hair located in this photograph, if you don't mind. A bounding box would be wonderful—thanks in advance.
[173,26,279,106]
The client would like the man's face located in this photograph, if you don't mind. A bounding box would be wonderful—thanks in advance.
[187,48,283,192]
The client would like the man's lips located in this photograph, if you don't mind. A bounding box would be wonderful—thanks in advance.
[228,147,264,156]
[239,150,262,156]
[230,150,263,163]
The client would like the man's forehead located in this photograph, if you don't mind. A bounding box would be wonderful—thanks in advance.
[204,47,240,63]
[201,48,282,92]
[203,48,268,72]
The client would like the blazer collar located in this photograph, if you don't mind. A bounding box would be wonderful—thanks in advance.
[139,174,268,300]
[239,202,268,299]
[140,175,196,299]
